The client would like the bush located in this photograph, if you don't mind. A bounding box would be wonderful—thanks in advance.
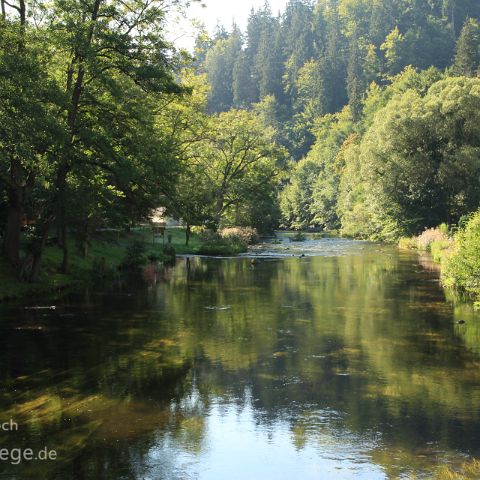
[438,222,450,236]
[197,229,248,255]
[291,232,306,242]
[398,237,418,250]
[160,244,176,264]
[416,228,449,252]
[435,458,480,479]
[430,239,453,263]
[443,211,480,300]
[220,227,259,245]
[198,229,221,244]
[399,228,453,262]
[147,252,162,263]
[121,240,147,269]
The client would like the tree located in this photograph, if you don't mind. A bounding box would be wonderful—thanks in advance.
[280,107,354,231]
[295,60,327,121]
[381,27,410,76]
[453,18,480,76]
[0,21,63,267]
[233,50,256,108]
[280,158,322,229]
[349,77,480,238]
[159,73,217,241]
[347,32,365,121]
[205,26,243,112]
[282,0,314,102]
[192,109,287,228]
[0,0,193,280]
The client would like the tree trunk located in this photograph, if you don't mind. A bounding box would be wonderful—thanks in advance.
[3,188,23,267]
[61,221,68,273]
[185,224,191,246]
[23,221,50,282]
[215,195,225,231]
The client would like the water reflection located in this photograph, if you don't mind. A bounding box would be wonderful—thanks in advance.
[1,241,480,479]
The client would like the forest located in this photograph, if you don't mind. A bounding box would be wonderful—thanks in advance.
[198,0,480,240]
[1,0,480,286]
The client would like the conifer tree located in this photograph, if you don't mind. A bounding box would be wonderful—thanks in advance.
[453,18,480,76]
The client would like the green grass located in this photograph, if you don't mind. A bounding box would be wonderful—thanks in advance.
[0,227,205,302]
[158,227,202,254]
[434,459,480,479]
[0,226,252,302]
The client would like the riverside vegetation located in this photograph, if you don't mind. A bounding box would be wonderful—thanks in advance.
[400,212,480,309]
[1,0,480,306]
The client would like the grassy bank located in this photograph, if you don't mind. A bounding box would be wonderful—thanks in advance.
[0,226,257,302]
[399,213,480,308]
[0,228,194,302]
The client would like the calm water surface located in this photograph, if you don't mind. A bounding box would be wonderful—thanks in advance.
[1,238,480,479]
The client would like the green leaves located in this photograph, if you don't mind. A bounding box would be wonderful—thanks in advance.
[344,76,480,238]
[452,18,480,76]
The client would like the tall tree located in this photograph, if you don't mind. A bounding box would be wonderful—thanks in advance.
[0,11,63,268]
[6,0,190,280]
[347,32,365,121]
[453,18,480,76]
[205,26,243,112]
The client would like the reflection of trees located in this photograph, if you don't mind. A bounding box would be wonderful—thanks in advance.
[0,304,196,479]
[1,246,480,478]
[158,251,480,476]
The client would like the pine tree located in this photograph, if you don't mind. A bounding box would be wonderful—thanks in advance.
[347,33,365,121]
[322,0,347,113]
[381,27,409,76]
[254,10,284,101]
[282,0,314,102]
[205,26,243,112]
[364,44,383,85]
[453,18,480,76]
[233,51,256,108]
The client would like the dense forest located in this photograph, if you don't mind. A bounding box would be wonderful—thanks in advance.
[0,0,286,281]
[196,0,480,240]
[1,0,480,283]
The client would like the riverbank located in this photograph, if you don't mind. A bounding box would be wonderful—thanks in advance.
[399,212,480,309]
[0,228,202,302]
[0,226,261,302]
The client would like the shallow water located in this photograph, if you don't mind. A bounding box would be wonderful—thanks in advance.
[1,239,480,479]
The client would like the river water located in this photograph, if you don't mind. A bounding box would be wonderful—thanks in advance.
[1,237,480,479]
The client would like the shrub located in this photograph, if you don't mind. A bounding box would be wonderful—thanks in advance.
[198,229,221,244]
[220,227,259,245]
[430,239,453,263]
[438,222,450,236]
[197,229,248,255]
[121,240,147,269]
[147,252,162,263]
[416,228,449,252]
[398,237,418,250]
[191,225,208,235]
[435,458,480,479]
[161,244,176,264]
[291,232,306,242]
[443,211,480,300]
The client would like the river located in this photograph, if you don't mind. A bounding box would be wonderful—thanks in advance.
[1,237,480,479]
